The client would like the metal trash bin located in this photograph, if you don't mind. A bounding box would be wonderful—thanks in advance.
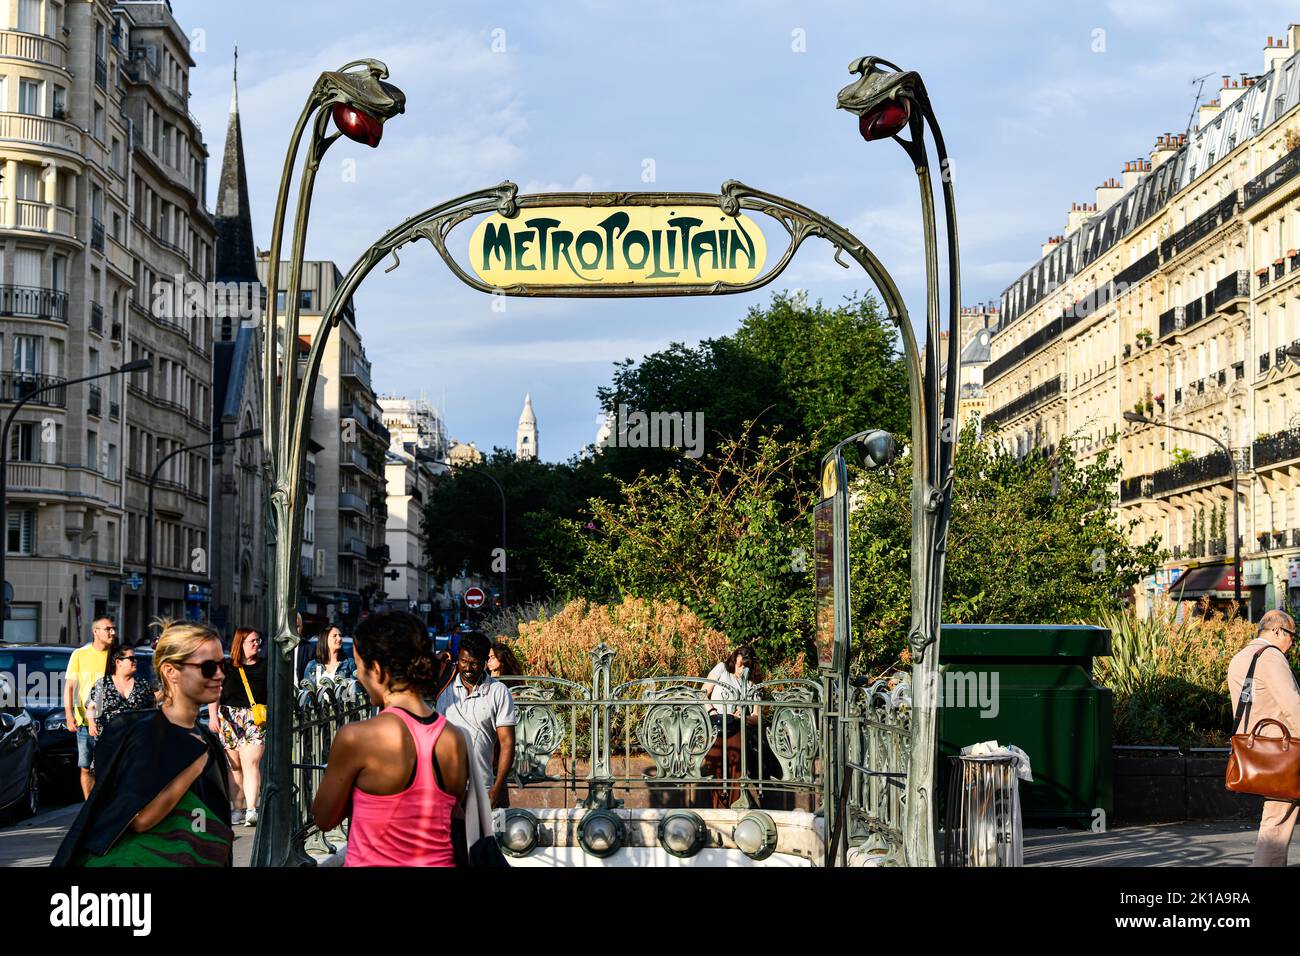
[942,754,1023,867]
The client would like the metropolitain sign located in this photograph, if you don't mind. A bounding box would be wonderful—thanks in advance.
[468,205,768,288]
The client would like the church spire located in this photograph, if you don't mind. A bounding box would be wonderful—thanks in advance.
[215,46,257,286]
[516,393,538,460]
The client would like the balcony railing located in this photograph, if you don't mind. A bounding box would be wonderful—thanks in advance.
[0,284,67,322]
[984,375,1062,428]
[1244,146,1300,210]
[338,492,369,516]
[367,544,390,563]
[95,55,107,90]
[1158,306,1184,339]
[1210,537,1227,556]
[1160,194,1239,260]
[0,372,66,407]
[0,111,81,151]
[1119,475,1153,503]
[343,536,368,557]
[1254,427,1300,469]
[0,29,68,68]
[1148,448,1246,496]
[343,357,373,389]
[1213,270,1251,312]
[1261,351,1272,373]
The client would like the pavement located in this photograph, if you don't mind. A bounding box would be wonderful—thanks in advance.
[0,804,1278,866]
[0,803,264,867]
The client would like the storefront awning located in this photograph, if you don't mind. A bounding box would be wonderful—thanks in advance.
[1169,562,1241,599]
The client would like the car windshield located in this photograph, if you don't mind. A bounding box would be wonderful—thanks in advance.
[0,650,72,706]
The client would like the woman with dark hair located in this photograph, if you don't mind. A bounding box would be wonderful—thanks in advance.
[702,646,763,809]
[52,622,232,867]
[304,625,356,685]
[206,627,266,827]
[487,641,521,687]
[313,611,475,867]
[86,643,156,742]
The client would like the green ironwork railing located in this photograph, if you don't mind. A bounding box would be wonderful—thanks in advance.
[288,678,375,864]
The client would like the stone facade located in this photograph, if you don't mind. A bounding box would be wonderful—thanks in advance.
[985,25,1300,615]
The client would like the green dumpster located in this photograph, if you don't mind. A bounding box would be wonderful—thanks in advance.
[937,623,1113,825]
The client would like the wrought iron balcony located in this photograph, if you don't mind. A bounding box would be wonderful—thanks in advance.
[1214,270,1251,313]
[1149,448,1240,496]
[1188,540,1206,559]
[1277,261,1288,281]
[1158,306,1184,339]
[1245,146,1300,210]
[1262,351,1272,373]
[1210,537,1227,556]
[1277,346,1289,369]
[0,372,66,407]
[1275,531,1289,549]
[0,284,68,322]
[1161,194,1239,259]
[367,544,390,563]
[1260,269,1272,290]
[1183,297,1204,330]
[984,375,1062,427]
[1114,248,1160,289]
[1120,475,1153,502]
[1254,426,1300,469]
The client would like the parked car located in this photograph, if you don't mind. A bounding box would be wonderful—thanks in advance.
[0,708,39,822]
[0,644,77,790]
[0,643,158,794]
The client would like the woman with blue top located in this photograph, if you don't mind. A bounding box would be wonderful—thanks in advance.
[304,625,356,685]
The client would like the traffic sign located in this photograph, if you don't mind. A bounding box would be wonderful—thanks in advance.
[464,587,486,609]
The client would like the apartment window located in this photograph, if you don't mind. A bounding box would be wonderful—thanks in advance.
[13,334,39,373]
[106,443,118,480]
[16,0,39,34]
[275,290,286,312]
[7,605,37,642]
[17,78,40,116]
[86,430,98,472]
[93,104,104,141]
[299,290,314,311]
[52,84,65,119]
[7,508,35,555]
[110,137,121,171]
[8,422,36,461]
[15,164,39,201]
[51,254,65,292]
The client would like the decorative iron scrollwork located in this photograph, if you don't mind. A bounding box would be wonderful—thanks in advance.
[511,686,563,783]
[766,686,819,782]
[637,685,716,779]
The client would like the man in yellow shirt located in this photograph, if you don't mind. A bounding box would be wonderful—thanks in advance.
[63,617,115,798]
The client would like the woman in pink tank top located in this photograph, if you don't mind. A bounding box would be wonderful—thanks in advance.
[312,612,466,866]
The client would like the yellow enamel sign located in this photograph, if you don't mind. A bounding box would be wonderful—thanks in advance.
[468,206,767,288]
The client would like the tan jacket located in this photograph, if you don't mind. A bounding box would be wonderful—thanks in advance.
[1228,638,1300,736]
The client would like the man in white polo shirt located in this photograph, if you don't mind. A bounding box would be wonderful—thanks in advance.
[436,631,516,808]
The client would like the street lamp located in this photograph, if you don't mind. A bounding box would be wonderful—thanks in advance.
[0,358,151,642]
[143,428,262,634]
[837,57,962,867]
[253,60,405,868]
[1123,411,1242,605]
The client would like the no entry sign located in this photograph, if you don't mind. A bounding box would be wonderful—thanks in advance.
[464,587,486,609]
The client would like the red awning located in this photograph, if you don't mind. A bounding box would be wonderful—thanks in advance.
[1169,562,1241,599]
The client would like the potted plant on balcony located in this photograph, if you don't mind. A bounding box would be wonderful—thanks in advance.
[1170,446,1194,466]
[1136,329,1153,348]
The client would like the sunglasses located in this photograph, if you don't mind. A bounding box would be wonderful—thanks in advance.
[178,659,230,679]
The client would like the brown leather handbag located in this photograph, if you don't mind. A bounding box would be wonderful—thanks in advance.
[1226,647,1300,801]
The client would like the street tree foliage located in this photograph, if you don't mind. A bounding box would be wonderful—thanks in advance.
[420,450,615,600]
[847,427,1165,670]
[595,291,909,482]
[550,428,817,669]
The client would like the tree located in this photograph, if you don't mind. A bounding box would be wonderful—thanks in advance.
[553,428,817,668]
[421,451,616,602]
[847,428,1165,671]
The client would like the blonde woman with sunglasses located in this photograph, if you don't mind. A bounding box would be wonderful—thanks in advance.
[52,621,234,868]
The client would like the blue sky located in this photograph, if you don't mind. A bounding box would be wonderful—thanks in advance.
[173,0,1300,460]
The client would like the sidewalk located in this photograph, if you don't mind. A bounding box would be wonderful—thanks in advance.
[0,804,333,867]
[1025,821,1266,866]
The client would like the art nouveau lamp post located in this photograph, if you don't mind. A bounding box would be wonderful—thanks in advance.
[836,58,962,867]
[251,60,405,868]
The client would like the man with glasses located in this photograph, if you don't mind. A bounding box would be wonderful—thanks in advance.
[63,617,116,798]
[1228,609,1300,865]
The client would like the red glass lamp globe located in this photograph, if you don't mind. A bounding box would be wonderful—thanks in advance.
[332,103,384,147]
[858,98,911,142]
